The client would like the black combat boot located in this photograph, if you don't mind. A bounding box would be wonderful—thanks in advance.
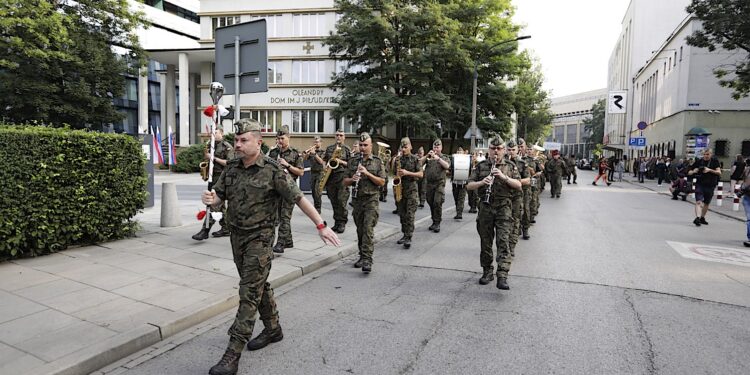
[522,229,530,240]
[403,237,411,249]
[454,213,462,220]
[396,235,406,244]
[478,269,494,285]
[209,348,241,375]
[354,257,364,268]
[428,223,437,231]
[273,243,285,254]
[392,209,399,214]
[246,326,284,351]
[468,207,477,213]
[362,260,372,273]
[191,224,213,241]
[496,277,509,290]
[212,227,230,237]
[432,224,440,233]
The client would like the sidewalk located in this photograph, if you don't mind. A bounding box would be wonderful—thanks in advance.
[0,171,451,375]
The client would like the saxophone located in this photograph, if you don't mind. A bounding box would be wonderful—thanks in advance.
[392,155,402,203]
[319,144,342,192]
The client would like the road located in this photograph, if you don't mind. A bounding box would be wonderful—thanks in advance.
[113,170,750,375]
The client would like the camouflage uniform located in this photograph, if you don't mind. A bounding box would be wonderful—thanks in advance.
[508,154,528,256]
[212,155,302,353]
[523,155,541,229]
[347,152,386,265]
[309,148,326,213]
[324,143,352,230]
[397,153,421,241]
[268,146,304,248]
[545,155,566,197]
[417,171,426,207]
[424,152,450,229]
[451,155,468,218]
[471,156,520,280]
[566,157,577,184]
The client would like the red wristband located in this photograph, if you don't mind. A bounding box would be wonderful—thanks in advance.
[316,221,327,230]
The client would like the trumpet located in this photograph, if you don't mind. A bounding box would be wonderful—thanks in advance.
[302,144,318,156]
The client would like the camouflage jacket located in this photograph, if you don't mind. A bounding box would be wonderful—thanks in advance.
[347,155,387,198]
[397,154,421,191]
[206,139,234,177]
[424,154,450,184]
[268,147,304,180]
[545,158,566,176]
[309,148,326,173]
[470,158,520,201]
[511,155,529,194]
[324,143,352,176]
[213,156,302,232]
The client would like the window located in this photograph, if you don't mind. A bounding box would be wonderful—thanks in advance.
[292,110,325,133]
[335,60,366,75]
[742,141,750,156]
[241,110,283,133]
[335,116,358,133]
[250,14,282,38]
[292,60,327,83]
[679,46,683,61]
[714,140,728,157]
[673,51,677,66]
[267,62,283,84]
[212,16,241,37]
[293,13,326,37]
[566,124,577,144]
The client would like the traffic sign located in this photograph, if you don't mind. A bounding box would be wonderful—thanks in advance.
[214,19,268,95]
[637,121,648,130]
[608,90,627,114]
[628,137,647,149]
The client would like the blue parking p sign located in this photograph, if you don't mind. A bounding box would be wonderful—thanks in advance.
[629,137,647,148]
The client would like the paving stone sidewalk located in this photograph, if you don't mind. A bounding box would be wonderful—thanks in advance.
[0,171,449,375]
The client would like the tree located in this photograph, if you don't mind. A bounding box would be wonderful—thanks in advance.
[582,99,605,146]
[0,0,147,128]
[513,59,553,143]
[686,0,750,99]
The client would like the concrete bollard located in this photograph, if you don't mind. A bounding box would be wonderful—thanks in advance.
[716,182,723,206]
[160,182,182,227]
[733,184,741,212]
[691,178,697,200]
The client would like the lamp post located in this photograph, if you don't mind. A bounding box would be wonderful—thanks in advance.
[470,35,530,153]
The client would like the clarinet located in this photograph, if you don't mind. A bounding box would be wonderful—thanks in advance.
[352,157,363,199]
[482,155,500,204]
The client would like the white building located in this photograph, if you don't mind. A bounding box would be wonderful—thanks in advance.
[549,88,607,158]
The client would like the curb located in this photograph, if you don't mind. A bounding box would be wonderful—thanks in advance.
[35,206,451,375]
[623,180,744,222]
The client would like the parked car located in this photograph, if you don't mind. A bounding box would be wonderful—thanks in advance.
[577,158,592,170]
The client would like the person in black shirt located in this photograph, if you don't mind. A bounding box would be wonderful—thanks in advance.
[687,149,722,226]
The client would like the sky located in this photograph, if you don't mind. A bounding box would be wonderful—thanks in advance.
[513,0,631,98]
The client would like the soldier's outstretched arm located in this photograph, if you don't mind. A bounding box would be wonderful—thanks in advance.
[296,196,341,246]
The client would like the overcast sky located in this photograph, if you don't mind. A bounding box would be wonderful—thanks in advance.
[513,0,631,98]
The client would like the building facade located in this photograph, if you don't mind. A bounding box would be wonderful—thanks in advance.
[549,89,607,158]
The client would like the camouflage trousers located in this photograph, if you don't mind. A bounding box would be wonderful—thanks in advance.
[380,175,389,201]
[227,228,279,352]
[398,187,419,238]
[549,174,562,196]
[521,187,532,231]
[452,182,467,213]
[531,186,540,219]
[418,178,426,205]
[310,172,323,213]
[476,197,513,278]
[276,198,295,246]
[508,193,523,257]
[425,181,446,225]
[326,175,350,227]
[467,188,479,210]
[352,194,380,262]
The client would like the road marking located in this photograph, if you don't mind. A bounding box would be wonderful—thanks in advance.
[667,241,750,267]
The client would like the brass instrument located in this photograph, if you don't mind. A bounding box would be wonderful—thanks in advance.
[376,142,391,165]
[302,144,318,157]
[392,155,402,203]
[319,144,342,191]
[199,161,209,182]
[482,155,501,204]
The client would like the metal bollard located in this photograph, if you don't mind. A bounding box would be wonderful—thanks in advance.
[716,182,723,206]
[733,184,740,211]
[691,178,697,200]
[160,182,182,227]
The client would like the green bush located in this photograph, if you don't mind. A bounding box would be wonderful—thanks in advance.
[171,144,205,173]
[0,125,147,259]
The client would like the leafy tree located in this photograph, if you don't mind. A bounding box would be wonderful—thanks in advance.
[686,0,750,99]
[582,99,605,145]
[0,0,147,128]
[513,59,553,143]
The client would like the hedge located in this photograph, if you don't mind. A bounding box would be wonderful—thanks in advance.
[0,125,147,259]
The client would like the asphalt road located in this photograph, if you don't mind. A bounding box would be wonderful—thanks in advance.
[116,171,750,375]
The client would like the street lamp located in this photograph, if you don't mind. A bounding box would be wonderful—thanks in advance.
[470,35,530,153]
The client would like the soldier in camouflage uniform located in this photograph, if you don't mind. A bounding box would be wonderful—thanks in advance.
[566,154,578,184]
[203,119,340,375]
[519,139,539,238]
[528,146,543,223]
[506,140,530,256]
[422,139,451,232]
[323,129,352,233]
[193,125,234,241]
[545,149,566,198]
[268,126,305,254]
[417,146,427,208]
[304,136,325,213]
[344,133,386,273]
[451,147,468,220]
[466,136,522,290]
[467,151,481,214]
[394,137,423,249]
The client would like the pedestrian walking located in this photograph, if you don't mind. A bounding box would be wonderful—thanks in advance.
[303,136,325,214]
[422,139,451,232]
[615,158,624,182]
[688,149,721,226]
[268,126,305,254]
[451,147,468,220]
[656,157,668,186]
[545,150,565,198]
[592,157,612,186]
[730,154,746,198]
[638,156,647,183]
[566,154,578,184]
[394,138,423,249]
[417,146,427,208]
[203,119,340,375]
[322,129,352,233]
[507,140,529,256]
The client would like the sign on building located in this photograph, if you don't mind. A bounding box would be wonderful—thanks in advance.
[608,90,627,114]
[543,142,562,151]
[214,19,268,95]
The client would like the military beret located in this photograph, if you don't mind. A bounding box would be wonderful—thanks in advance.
[359,132,371,142]
[433,139,442,147]
[313,135,321,141]
[400,137,411,147]
[517,138,526,145]
[506,139,517,148]
[234,118,262,134]
[488,134,505,147]
[551,149,560,156]
[276,125,290,137]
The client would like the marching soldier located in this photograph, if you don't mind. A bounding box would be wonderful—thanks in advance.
[394,137,423,249]
[192,124,234,241]
[519,139,539,238]
[507,140,530,256]
[451,147,468,220]
[529,146,544,223]
[467,150,481,214]
[304,136,325,213]
[466,136,522,290]
[323,129,352,233]
[566,154,578,184]
[545,150,566,198]
[417,146,427,208]
[422,139,450,233]
[343,133,386,273]
[203,119,340,375]
[267,126,304,254]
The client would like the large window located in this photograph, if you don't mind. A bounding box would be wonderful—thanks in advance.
[250,14,282,38]
[566,124,577,144]
[212,16,241,37]
[335,116,358,133]
[267,62,283,84]
[293,13,326,37]
[292,60,327,84]
[241,110,283,134]
[335,60,366,75]
[292,110,325,133]
[714,140,728,157]
[742,140,750,157]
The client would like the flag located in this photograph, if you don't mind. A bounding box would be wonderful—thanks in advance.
[168,125,177,165]
[151,124,164,165]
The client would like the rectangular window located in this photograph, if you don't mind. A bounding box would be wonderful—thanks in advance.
[334,116,358,133]
[293,13,326,37]
[250,14,282,38]
[212,16,241,38]
[714,140,728,157]
[292,110,325,133]
[267,62,282,84]
[241,109,282,133]
[741,141,750,156]
[566,124,577,144]
[292,60,328,84]
[335,60,366,75]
